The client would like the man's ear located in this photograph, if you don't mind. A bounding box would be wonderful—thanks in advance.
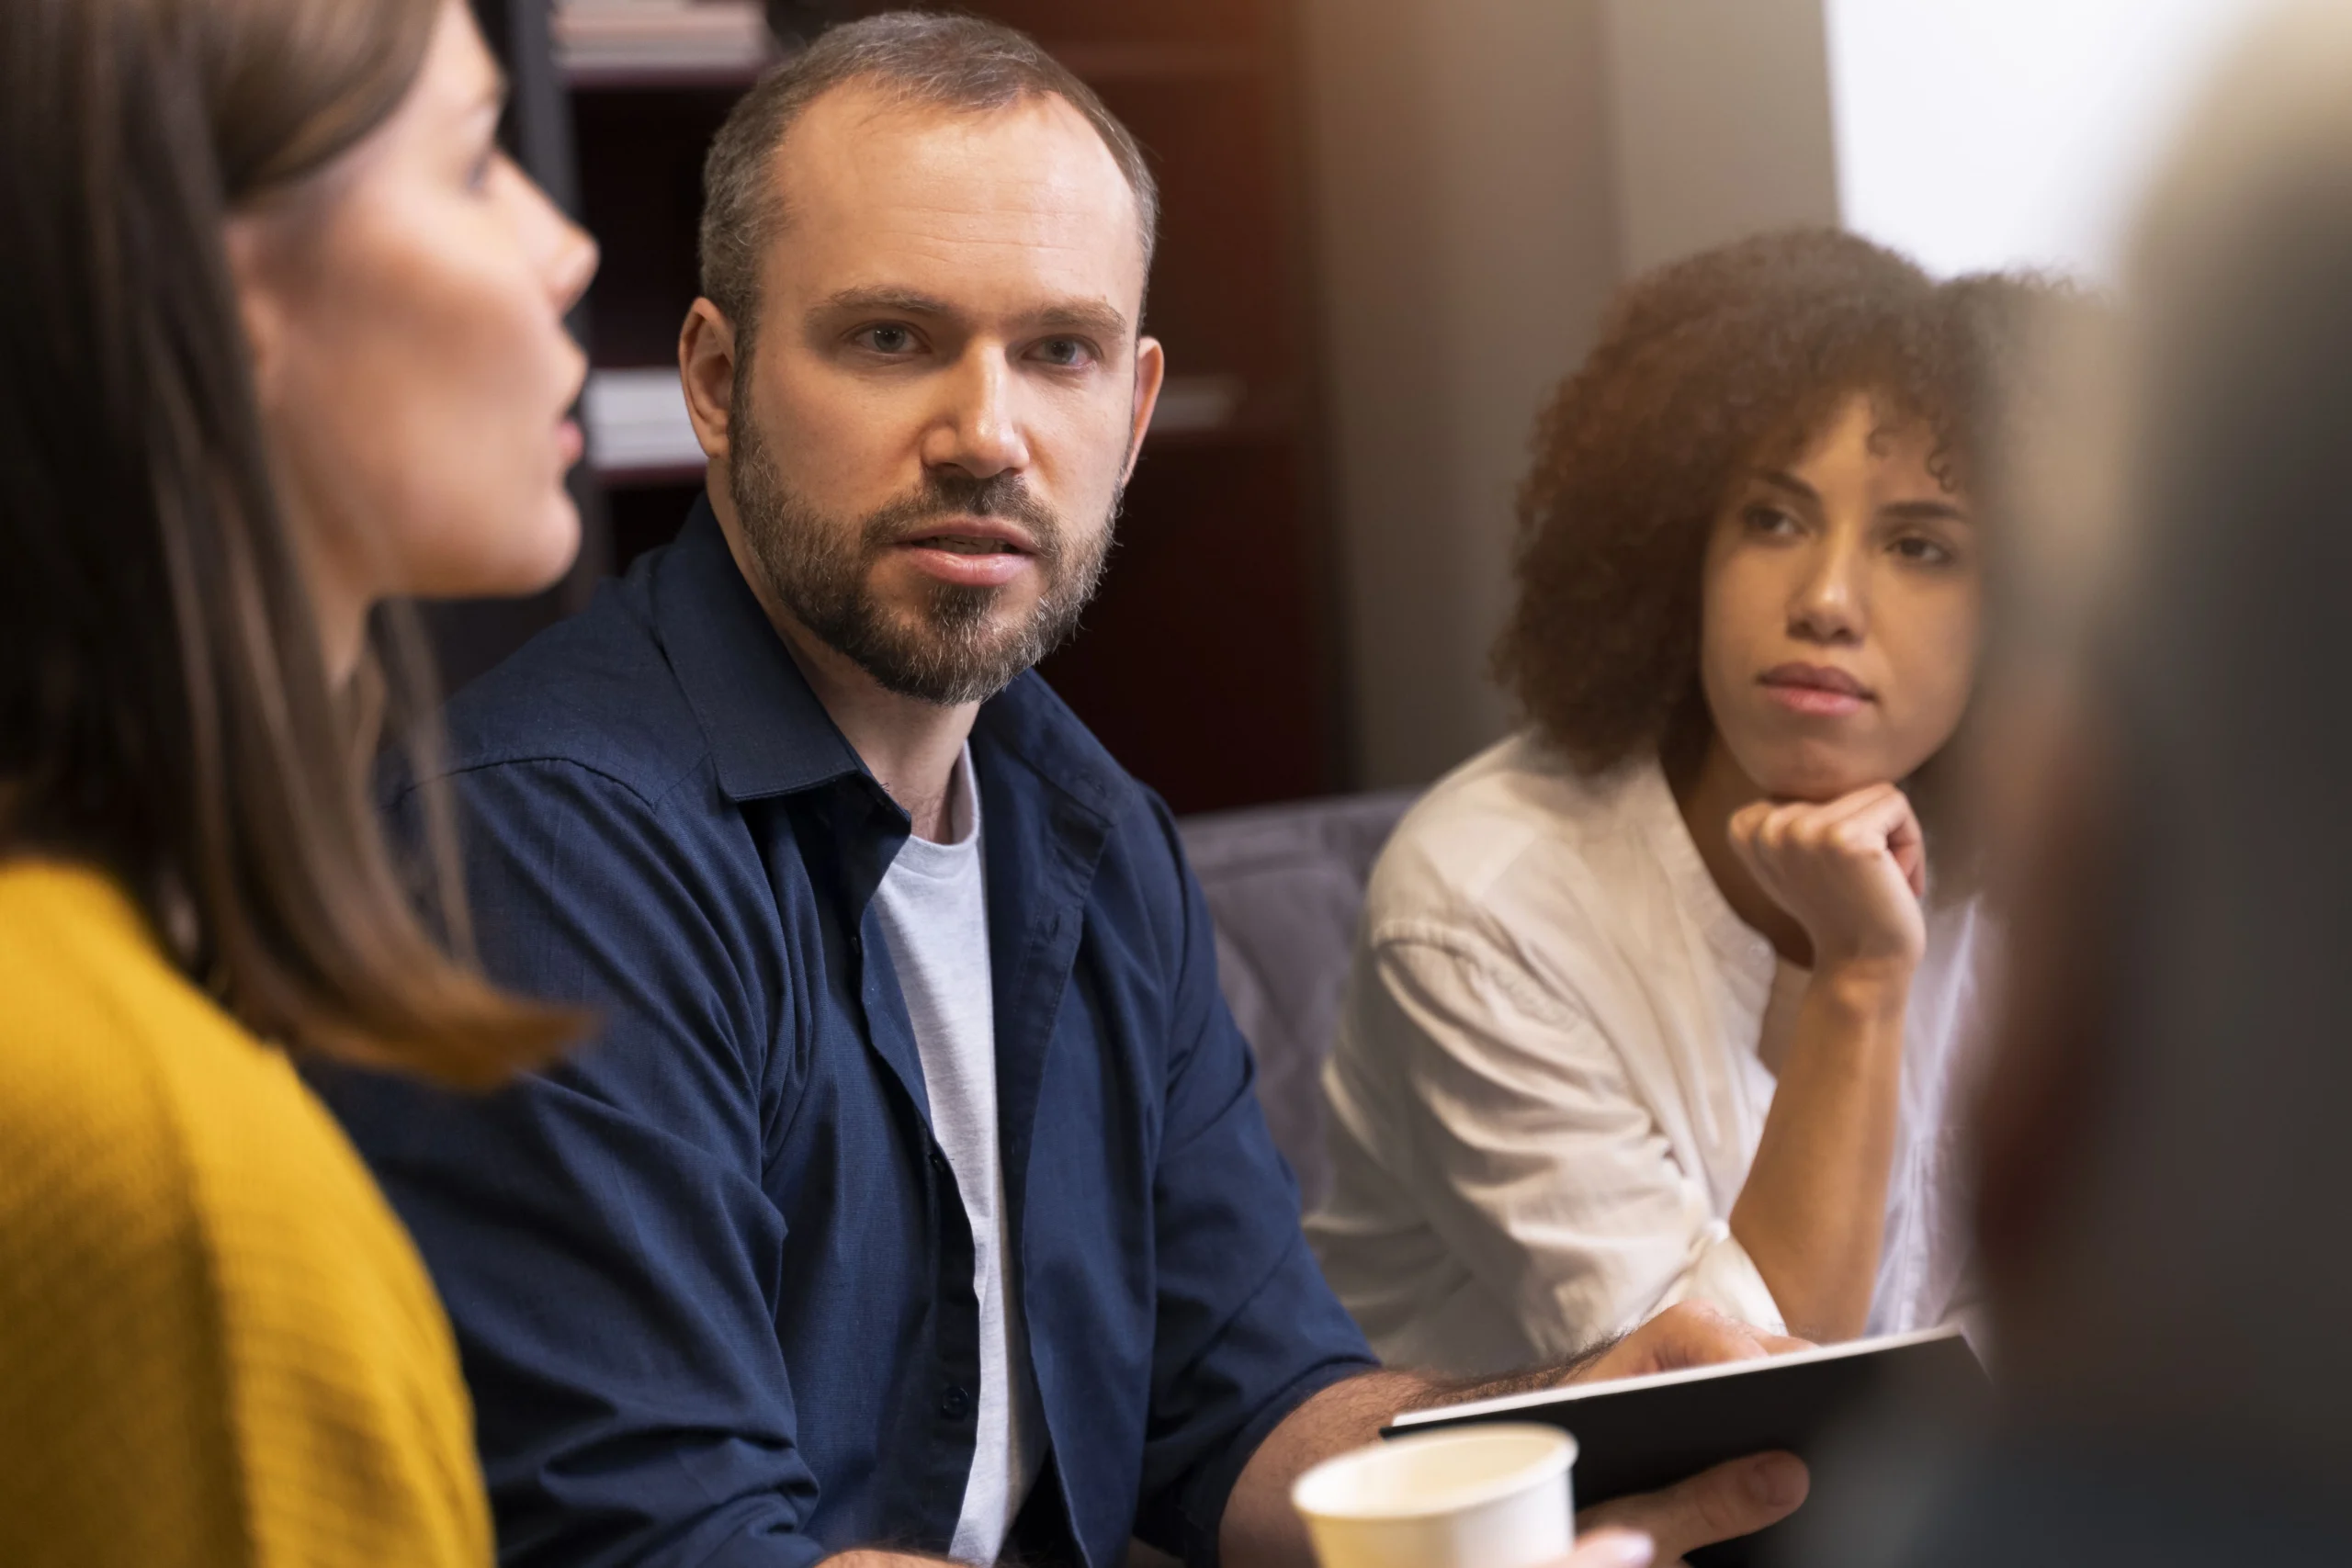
[679,298,741,462]
[1123,334,1167,484]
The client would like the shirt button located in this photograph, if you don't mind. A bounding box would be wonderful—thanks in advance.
[939,1384,971,1419]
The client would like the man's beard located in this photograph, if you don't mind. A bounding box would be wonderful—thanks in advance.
[729,412,1118,707]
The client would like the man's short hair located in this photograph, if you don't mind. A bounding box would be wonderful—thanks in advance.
[698,11,1160,351]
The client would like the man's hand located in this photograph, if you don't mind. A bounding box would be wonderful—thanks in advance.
[1575,1452,1809,1566]
[1564,1303,1812,1563]
[1221,1304,1814,1568]
[1545,1529,1659,1568]
[1570,1301,1810,1385]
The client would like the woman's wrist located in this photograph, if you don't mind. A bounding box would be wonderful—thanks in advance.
[1808,955,1916,1017]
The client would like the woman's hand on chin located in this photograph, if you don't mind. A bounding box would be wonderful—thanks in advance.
[1727,783,1927,978]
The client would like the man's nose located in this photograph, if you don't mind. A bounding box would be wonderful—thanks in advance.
[925,350,1029,480]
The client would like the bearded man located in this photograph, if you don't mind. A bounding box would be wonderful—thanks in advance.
[318,16,1809,1568]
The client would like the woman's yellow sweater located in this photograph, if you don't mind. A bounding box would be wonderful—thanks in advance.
[0,861,494,1567]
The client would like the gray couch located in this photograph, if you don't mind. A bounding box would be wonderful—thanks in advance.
[1176,792,1416,1213]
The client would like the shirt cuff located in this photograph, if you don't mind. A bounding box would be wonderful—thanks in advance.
[659,1517,831,1568]
[1657,1219,1789,1336]
[1168,1352,1378,1568]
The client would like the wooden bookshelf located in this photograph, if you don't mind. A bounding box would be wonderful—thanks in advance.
[460,0,1339,813]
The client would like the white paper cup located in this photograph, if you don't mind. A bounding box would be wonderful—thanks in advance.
[1291,1424,1577,1568]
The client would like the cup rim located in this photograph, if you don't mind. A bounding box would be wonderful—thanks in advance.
[1291,1422,1578,1523]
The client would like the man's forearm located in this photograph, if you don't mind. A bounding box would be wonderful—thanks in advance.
[1218,1371,1444,1568]
[1218,1351,1617,1568]
[1396,1337,1623,1413]
[1218,1304,1810,1568]
[824,1550,954,1568]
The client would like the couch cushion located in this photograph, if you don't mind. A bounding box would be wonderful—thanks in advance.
[1177,793,1415,1212]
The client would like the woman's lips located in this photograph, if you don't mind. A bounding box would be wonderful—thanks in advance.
[558,417,584,468]
[1758,662,1872,717]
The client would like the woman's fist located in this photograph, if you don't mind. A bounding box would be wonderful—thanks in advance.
[1727,784,1927,973]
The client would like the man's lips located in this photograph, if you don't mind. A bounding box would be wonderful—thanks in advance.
[1758,662,1872,716]
[888,514,1041,588]
[890,514,1038,555]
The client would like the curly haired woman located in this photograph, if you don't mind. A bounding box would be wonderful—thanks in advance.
[1306,230,2057,1371]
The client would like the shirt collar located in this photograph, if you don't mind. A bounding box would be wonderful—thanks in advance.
[1624,752,1780,996]
[651,494,864,803]
[650,494,1130,829]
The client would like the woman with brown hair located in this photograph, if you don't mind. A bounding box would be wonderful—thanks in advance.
[1308,230,2053,1371]
[0,0,595,1560]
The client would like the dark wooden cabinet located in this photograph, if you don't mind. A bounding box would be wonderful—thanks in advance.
[464,0,1338,813]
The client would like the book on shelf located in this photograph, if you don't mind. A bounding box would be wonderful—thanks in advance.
[1150,375,1244,434]
[554,0,777,76]
[582,367,1249,479]
[583,367,705,476]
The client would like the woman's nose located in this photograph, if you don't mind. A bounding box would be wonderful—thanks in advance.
[1789,538,1866,642]
[514,161,598,317]
[547,213,598,319]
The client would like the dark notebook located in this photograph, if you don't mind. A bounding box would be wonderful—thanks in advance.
[1382,1326,1992,1568]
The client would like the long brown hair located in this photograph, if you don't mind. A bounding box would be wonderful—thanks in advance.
[0,0,576,1084]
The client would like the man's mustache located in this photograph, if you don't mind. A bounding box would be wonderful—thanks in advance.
[860,475,1065,564]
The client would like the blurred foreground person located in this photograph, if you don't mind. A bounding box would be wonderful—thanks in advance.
[0,0,594,1561]
[1312,231,2057,1367]
[1821,5,2352,1562]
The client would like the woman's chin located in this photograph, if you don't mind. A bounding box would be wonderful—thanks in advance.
[518,495,584,592]
[1748,753,1891,806]
[418,497,582,602]
[496,495,583,596]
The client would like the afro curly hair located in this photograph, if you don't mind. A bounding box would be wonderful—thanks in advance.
[1492,228,2057,789]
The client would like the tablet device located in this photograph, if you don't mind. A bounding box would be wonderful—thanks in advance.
[1381,1325,1990,1568]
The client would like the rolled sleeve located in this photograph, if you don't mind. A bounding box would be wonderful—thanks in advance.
[1370,931,1787,1349]
[1658,1220,1787,1333]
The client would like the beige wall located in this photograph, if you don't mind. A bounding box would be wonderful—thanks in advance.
[1297,0,1621,790]
[1299,0,1839,790]
[1602,0,1840,274]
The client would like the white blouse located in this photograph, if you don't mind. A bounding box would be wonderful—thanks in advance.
[1305,732,1987,1375]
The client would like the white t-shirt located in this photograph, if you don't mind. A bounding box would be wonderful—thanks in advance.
[870,747,1044,1563]
[1305,731,1988,1375]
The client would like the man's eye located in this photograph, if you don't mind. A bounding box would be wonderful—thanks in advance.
[855,325,919,355]
[1034,337,1095,368]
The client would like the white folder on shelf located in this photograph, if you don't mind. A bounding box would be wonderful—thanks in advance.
[582,367,706,474]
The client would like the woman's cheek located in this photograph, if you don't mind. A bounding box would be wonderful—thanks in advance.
[1927,589,1985,741]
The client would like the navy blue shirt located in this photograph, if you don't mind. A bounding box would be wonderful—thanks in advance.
[315,500,1375,1568]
